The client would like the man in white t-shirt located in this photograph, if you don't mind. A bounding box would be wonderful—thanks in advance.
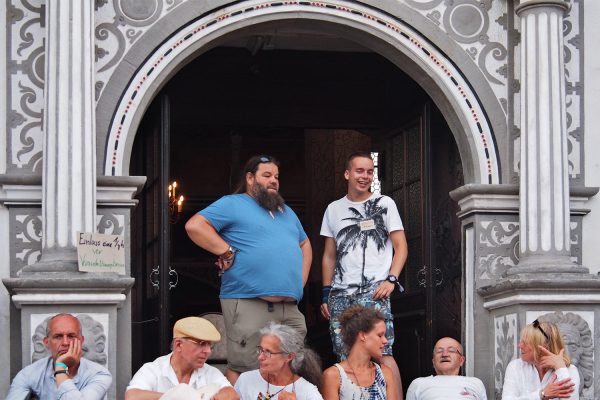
[320,151,408,399]
[406,337,488,400]
[125,317,239,400]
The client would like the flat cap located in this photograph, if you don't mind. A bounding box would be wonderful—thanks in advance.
[173,317,221,342]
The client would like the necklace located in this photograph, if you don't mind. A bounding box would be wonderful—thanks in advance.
[263,374,296,400]
[347,361,373,400]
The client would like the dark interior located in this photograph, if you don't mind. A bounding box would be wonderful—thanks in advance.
[130,43,464,393]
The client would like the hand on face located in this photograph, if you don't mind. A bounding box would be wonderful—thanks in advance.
[56,337,82,367]
[542,374,575,399]
[537,346,567,370]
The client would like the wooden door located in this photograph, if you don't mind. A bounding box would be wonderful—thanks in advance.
[130,94,172,369]
[378,103,463,392]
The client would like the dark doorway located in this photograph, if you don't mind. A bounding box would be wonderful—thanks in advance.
[130,41,463,394]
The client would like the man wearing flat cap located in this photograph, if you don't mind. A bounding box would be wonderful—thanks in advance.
[125,317,239,400]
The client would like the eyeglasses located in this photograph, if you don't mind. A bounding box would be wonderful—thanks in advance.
[180,337,214,349]
[434,347,462,356]
[256,346,288,358]
[532,319,550,341]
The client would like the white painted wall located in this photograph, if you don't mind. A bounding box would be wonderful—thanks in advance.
[583,0,600,275]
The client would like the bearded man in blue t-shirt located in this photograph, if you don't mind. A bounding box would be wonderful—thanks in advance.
[185,155,312,384]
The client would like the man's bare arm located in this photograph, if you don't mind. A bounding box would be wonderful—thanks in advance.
[320,237,337,319]
[124,389,162,400]
[300,238,313,287]
[185,214,229,255]
[389,230,408,278]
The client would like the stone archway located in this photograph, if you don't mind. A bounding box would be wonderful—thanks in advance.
[99,0,502,185]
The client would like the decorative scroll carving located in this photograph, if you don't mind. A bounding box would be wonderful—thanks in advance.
[478,220,519,280]
[477,219,581,281]
[94,0,184,99]
[13,212,42,271]
[96,213,125,235]
[401,0,508,113]
[494,314,517,400]
[11,211,126,274]
[6,0,45,173]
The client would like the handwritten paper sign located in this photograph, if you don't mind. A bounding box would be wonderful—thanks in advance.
[77,232,126,275]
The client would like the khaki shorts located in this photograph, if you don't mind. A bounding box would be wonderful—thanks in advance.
[220,298,307,373]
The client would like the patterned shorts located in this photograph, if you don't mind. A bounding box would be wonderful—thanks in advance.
[328,285,394,360]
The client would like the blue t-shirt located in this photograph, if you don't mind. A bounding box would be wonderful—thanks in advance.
[199,194,308,301]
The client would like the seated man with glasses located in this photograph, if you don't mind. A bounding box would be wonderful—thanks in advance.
[406,337,487,400]
[125,317,239,400]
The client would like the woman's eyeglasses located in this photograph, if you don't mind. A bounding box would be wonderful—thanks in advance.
[256,346,288,358]
[532,319,550,341]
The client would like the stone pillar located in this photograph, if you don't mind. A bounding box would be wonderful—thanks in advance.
[511,0,584,274]
[30,0,96,271]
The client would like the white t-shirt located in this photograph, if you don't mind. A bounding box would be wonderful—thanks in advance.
[235,369,323,400]
[320,194,404,293]
[501,358,579,400]
[126,353,231,394]
[406,375,487,400]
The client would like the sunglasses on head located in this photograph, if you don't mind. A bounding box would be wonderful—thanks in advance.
[258,155,273,163]
[532,319,549,341]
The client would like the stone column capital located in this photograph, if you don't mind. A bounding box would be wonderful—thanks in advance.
[515,0,570,16]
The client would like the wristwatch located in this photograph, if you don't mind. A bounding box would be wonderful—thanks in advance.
[220,246,235,260]
[386,274,399,284]
[54,362,69,377]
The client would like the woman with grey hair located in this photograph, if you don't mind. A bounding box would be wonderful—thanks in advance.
[235,321,323,400]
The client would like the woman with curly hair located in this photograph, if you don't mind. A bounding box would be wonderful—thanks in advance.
[235,322,323,400]
[322,305,397,400]
[502,319,580,399]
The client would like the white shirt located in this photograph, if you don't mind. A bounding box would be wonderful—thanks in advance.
[126,353,231,394]
[501,358,580,400]
[406,375,487,400]
[320,194,404,293]
[234,369,323,400]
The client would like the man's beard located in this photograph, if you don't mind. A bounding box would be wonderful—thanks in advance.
[252,183,285,212]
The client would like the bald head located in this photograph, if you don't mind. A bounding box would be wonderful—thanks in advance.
[432,337,464,376]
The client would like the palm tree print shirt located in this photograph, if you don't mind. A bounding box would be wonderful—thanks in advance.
[320,194,404,294]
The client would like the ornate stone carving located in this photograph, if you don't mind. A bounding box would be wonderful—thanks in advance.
[6,0,45,173]
[477,219,581,281]
[563,0,583,184]
[31,314,108,366]
[94,0,183,99]
[539,311,594,398]
[401,0,509,113]
[13,211,43,272]
[494,314,517,400]
[478,219,519,280]
[10,210,126,274]
[96,213,125,235]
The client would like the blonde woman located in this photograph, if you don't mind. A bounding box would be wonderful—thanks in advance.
[502,319,579,400]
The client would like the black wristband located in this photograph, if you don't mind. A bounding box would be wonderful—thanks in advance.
[322,286,332,304]
[54,369,68,377]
